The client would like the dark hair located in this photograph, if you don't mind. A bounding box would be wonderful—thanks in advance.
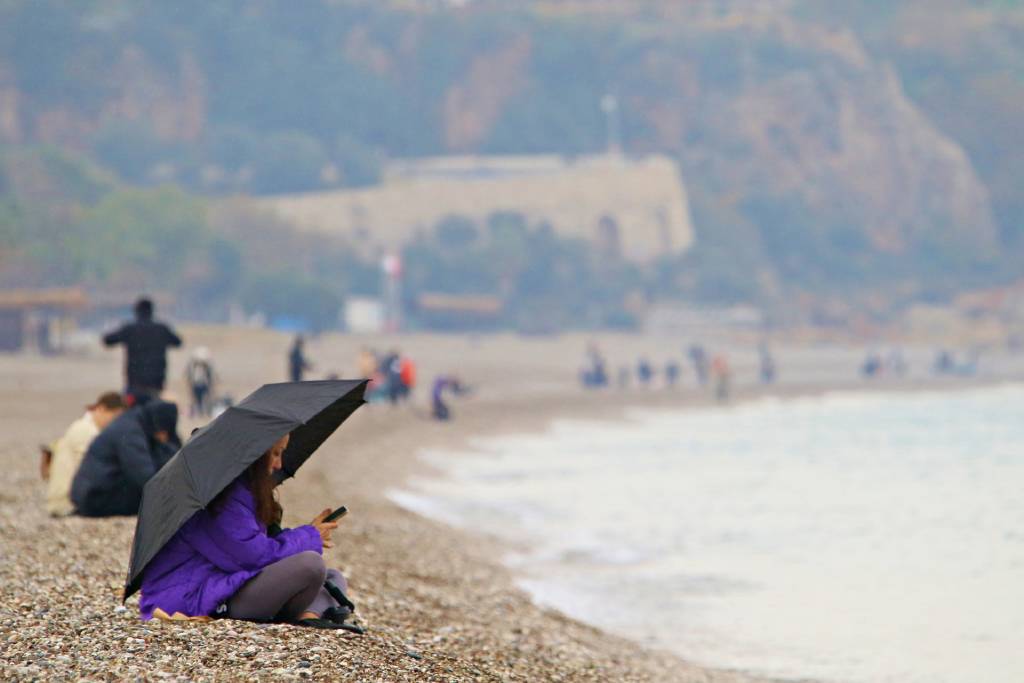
[246,451,282,527]
[210,449,282,528]
[91,391,126,411]
[134,298,154,319]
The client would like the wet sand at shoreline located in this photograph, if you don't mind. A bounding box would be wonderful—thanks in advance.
[2,326,1019,681]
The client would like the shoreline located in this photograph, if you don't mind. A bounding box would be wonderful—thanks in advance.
[286,385,778,682]
[3,330,1022,681]
[339,374,1024,682]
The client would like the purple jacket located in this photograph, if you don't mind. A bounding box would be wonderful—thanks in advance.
[139,478,322,620]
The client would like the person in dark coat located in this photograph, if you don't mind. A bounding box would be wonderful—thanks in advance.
[759,342,777,385]
[636,357,654,387]
[664,360,681,388]
[688,343,709,386]
[431,376,469,421]
[381,350,402,404]
[103,298,182,404]
[185,346,216,417]
[70,401,180,517]
[288,336,312,382]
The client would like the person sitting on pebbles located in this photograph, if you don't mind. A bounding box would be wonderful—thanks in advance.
[40,391,126,517]
[138,434,358,631]
[70,400,180,517]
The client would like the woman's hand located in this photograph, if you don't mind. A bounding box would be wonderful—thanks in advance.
[311,508,338,548]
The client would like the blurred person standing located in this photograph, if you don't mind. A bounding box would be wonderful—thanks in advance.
[664,360,681,388]
[759,342,777,385]
[185,347,216,417]
[381,350,402,404]
[581,343,609,388]
[711,354,732,402]
[103,297,183,405]
[288,336,312,382]
[431,375,469,421]
[42,392,126,517]
[886,348,908,377]
[398,354,417,402]
[637,357,654,388]
[688,343,709,386]
[862,351,883,378]
[357,347,378,379]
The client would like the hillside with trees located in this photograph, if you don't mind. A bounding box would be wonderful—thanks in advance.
[0,0,1021,328]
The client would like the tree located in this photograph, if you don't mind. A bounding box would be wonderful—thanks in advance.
[248,131,329,195]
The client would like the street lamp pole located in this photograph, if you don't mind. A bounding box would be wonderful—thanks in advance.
[600,93,621,156]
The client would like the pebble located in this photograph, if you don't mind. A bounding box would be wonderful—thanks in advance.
[0,408,761,683]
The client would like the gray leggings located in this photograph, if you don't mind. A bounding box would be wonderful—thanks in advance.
[226,551,347,622]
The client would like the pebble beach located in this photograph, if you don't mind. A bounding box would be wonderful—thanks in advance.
[5,326,1013,682]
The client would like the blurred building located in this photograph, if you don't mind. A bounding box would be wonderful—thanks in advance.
[259,154,694,264]
[644,303,765,337]
[344,297,385,334]
[412,293,505,331]
[0,288,88,353]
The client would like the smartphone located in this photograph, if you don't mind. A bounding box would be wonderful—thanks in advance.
[323,506,348,523]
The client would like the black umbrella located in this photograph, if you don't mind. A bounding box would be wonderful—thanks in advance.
[124,379,368,601]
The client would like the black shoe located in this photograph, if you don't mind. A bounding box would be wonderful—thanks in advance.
[337,621,365,635]
[322,606,352,624]
[321,607,365,635]
[295,617,347,630]
[324,581,356,613]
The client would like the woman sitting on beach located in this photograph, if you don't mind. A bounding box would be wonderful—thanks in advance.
[138,434,354,629]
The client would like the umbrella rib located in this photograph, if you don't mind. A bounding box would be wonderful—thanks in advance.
[229,404,306,424]
[180,453,203,507]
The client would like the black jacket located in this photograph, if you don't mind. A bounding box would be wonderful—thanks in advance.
[289,344,308,382]
[103,317,182,390]
[71,402,180,517]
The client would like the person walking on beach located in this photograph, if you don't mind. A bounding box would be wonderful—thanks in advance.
[41,391,125,517]
[431,375,468,421]
[70,400,180,517]
[688,343,709,386]
[398,354,416,402]
[139,434,354,629]
[862,351,883,378]
[103,298,182,405]
[381,350,402,404]
[711,355,732,402]
[759,342,777,385]
[664,360,681,388]
[581,343,609,388]
[617,365,631,389]
[185,347,216,417]
[288,336,312,382]
[357,347,378,380]
[636,357,654,388]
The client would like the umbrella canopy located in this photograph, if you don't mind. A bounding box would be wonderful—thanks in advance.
[124,379,368,601]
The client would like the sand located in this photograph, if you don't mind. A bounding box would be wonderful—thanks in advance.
[2,326,1019,681]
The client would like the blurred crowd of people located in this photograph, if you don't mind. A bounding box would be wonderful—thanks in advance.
[39,297,364,631]
[42,298,183,518]
[47,294,998,524]
[287,334,473,421]
[360,347,416,405]
[580,341,777,403]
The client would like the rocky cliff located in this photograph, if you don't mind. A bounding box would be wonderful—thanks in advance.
[0,1,1014,301]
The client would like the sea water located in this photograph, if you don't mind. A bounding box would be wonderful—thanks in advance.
[390,386,1024,683]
